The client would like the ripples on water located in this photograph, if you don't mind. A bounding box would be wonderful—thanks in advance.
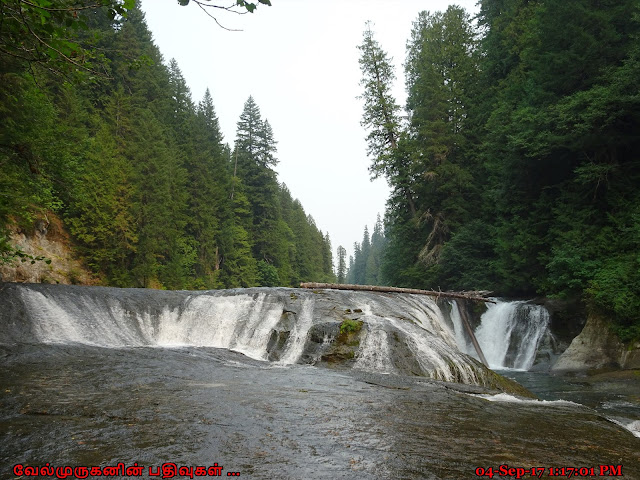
[1,345,639,479]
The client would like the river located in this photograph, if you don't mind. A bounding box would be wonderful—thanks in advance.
[0,284,638,479]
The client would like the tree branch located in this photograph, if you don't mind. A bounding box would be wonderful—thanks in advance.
[16,2,107,77]
[19,1,104,13]
[195,2,242,31]
[192,0,249,15]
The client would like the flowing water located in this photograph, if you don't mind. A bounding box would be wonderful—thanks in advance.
[445,299,640,440]
[447,300,550,370]
[1,285,639,479]
[475,302,550,370]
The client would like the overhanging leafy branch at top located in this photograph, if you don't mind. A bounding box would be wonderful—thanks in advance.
[0,0,272,75]
[0,0,135,77]
[177,0,272,31]
[178,0,271,13]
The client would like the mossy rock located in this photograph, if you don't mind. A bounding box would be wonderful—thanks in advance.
[339,318,363,335]
[319,319,365,367]
[483,369,537,398]
[322,348,356,363]
[336,319,363,348]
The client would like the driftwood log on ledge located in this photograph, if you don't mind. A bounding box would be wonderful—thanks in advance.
[299,282,495,304]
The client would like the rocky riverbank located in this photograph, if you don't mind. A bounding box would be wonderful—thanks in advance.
[552,314,640,372]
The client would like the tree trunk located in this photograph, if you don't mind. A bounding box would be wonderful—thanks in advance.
[299,282,494,303]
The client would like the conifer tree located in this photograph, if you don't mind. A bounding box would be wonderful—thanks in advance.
[234,96,282,281]
[66,121,136,285]
[365,215,385,285]
[235,96,263,157]
[357,21,402,180]
[185,88,229,287]
[336,246,347,284]
[404,7,479,268]
[322,232,335,282]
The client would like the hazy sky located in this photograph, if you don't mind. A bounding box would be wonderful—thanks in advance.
[140,0,479,263]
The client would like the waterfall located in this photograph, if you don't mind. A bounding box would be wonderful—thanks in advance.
[351,298,483,384]
[12,287,318,363]
[277,297,315,364]
[472,301,550,370]
[0,284,501,385]
[354,320,396,374]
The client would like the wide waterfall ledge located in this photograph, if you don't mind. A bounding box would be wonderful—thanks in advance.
[0,283,533,396]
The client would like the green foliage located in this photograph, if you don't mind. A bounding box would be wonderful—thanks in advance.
[438,220,496,291]
[339,318,363,335]
[177,0,271,13]
[0,0,134,78]
[0,70,66,265]
[346,215,386,286]
[1,4,333,292]
[0,242,51,266]
[336,245,347,284]
[237,0,272,13]
[587,253,640,342]
[257,260,280,287]
[65,121,137,282]
[357,22,402,180]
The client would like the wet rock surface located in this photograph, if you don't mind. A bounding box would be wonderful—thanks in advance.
[0,284,512,390]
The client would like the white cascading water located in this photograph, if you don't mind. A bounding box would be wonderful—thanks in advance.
[447,300,472,354]
[155,293,285,360]
[353,317,396,374]
[353,299,482,384]
[472,301,550,370]
[276,297,315,364]
[21,289,152,346]
[18,288,309,363]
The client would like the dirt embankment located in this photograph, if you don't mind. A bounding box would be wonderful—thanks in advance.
[1,214,94,285]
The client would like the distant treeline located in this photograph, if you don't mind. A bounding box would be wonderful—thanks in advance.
[0,5,335,289]
[354,0,640,340]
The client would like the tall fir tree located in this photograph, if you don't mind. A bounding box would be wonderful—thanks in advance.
[336,245,347,284]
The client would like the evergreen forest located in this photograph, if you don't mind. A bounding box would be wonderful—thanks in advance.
[1,0,639,342]
[352,0,640,341]
[0,1,335,289]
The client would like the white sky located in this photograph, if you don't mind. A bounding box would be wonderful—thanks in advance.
[140,0,480,264]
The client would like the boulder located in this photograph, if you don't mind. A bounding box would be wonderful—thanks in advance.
[552,314,640,371]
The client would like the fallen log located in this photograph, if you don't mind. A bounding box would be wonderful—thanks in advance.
[458,303,490,367]
[299,282,495,304]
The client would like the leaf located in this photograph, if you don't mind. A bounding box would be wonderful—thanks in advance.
[178,0,190,5]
